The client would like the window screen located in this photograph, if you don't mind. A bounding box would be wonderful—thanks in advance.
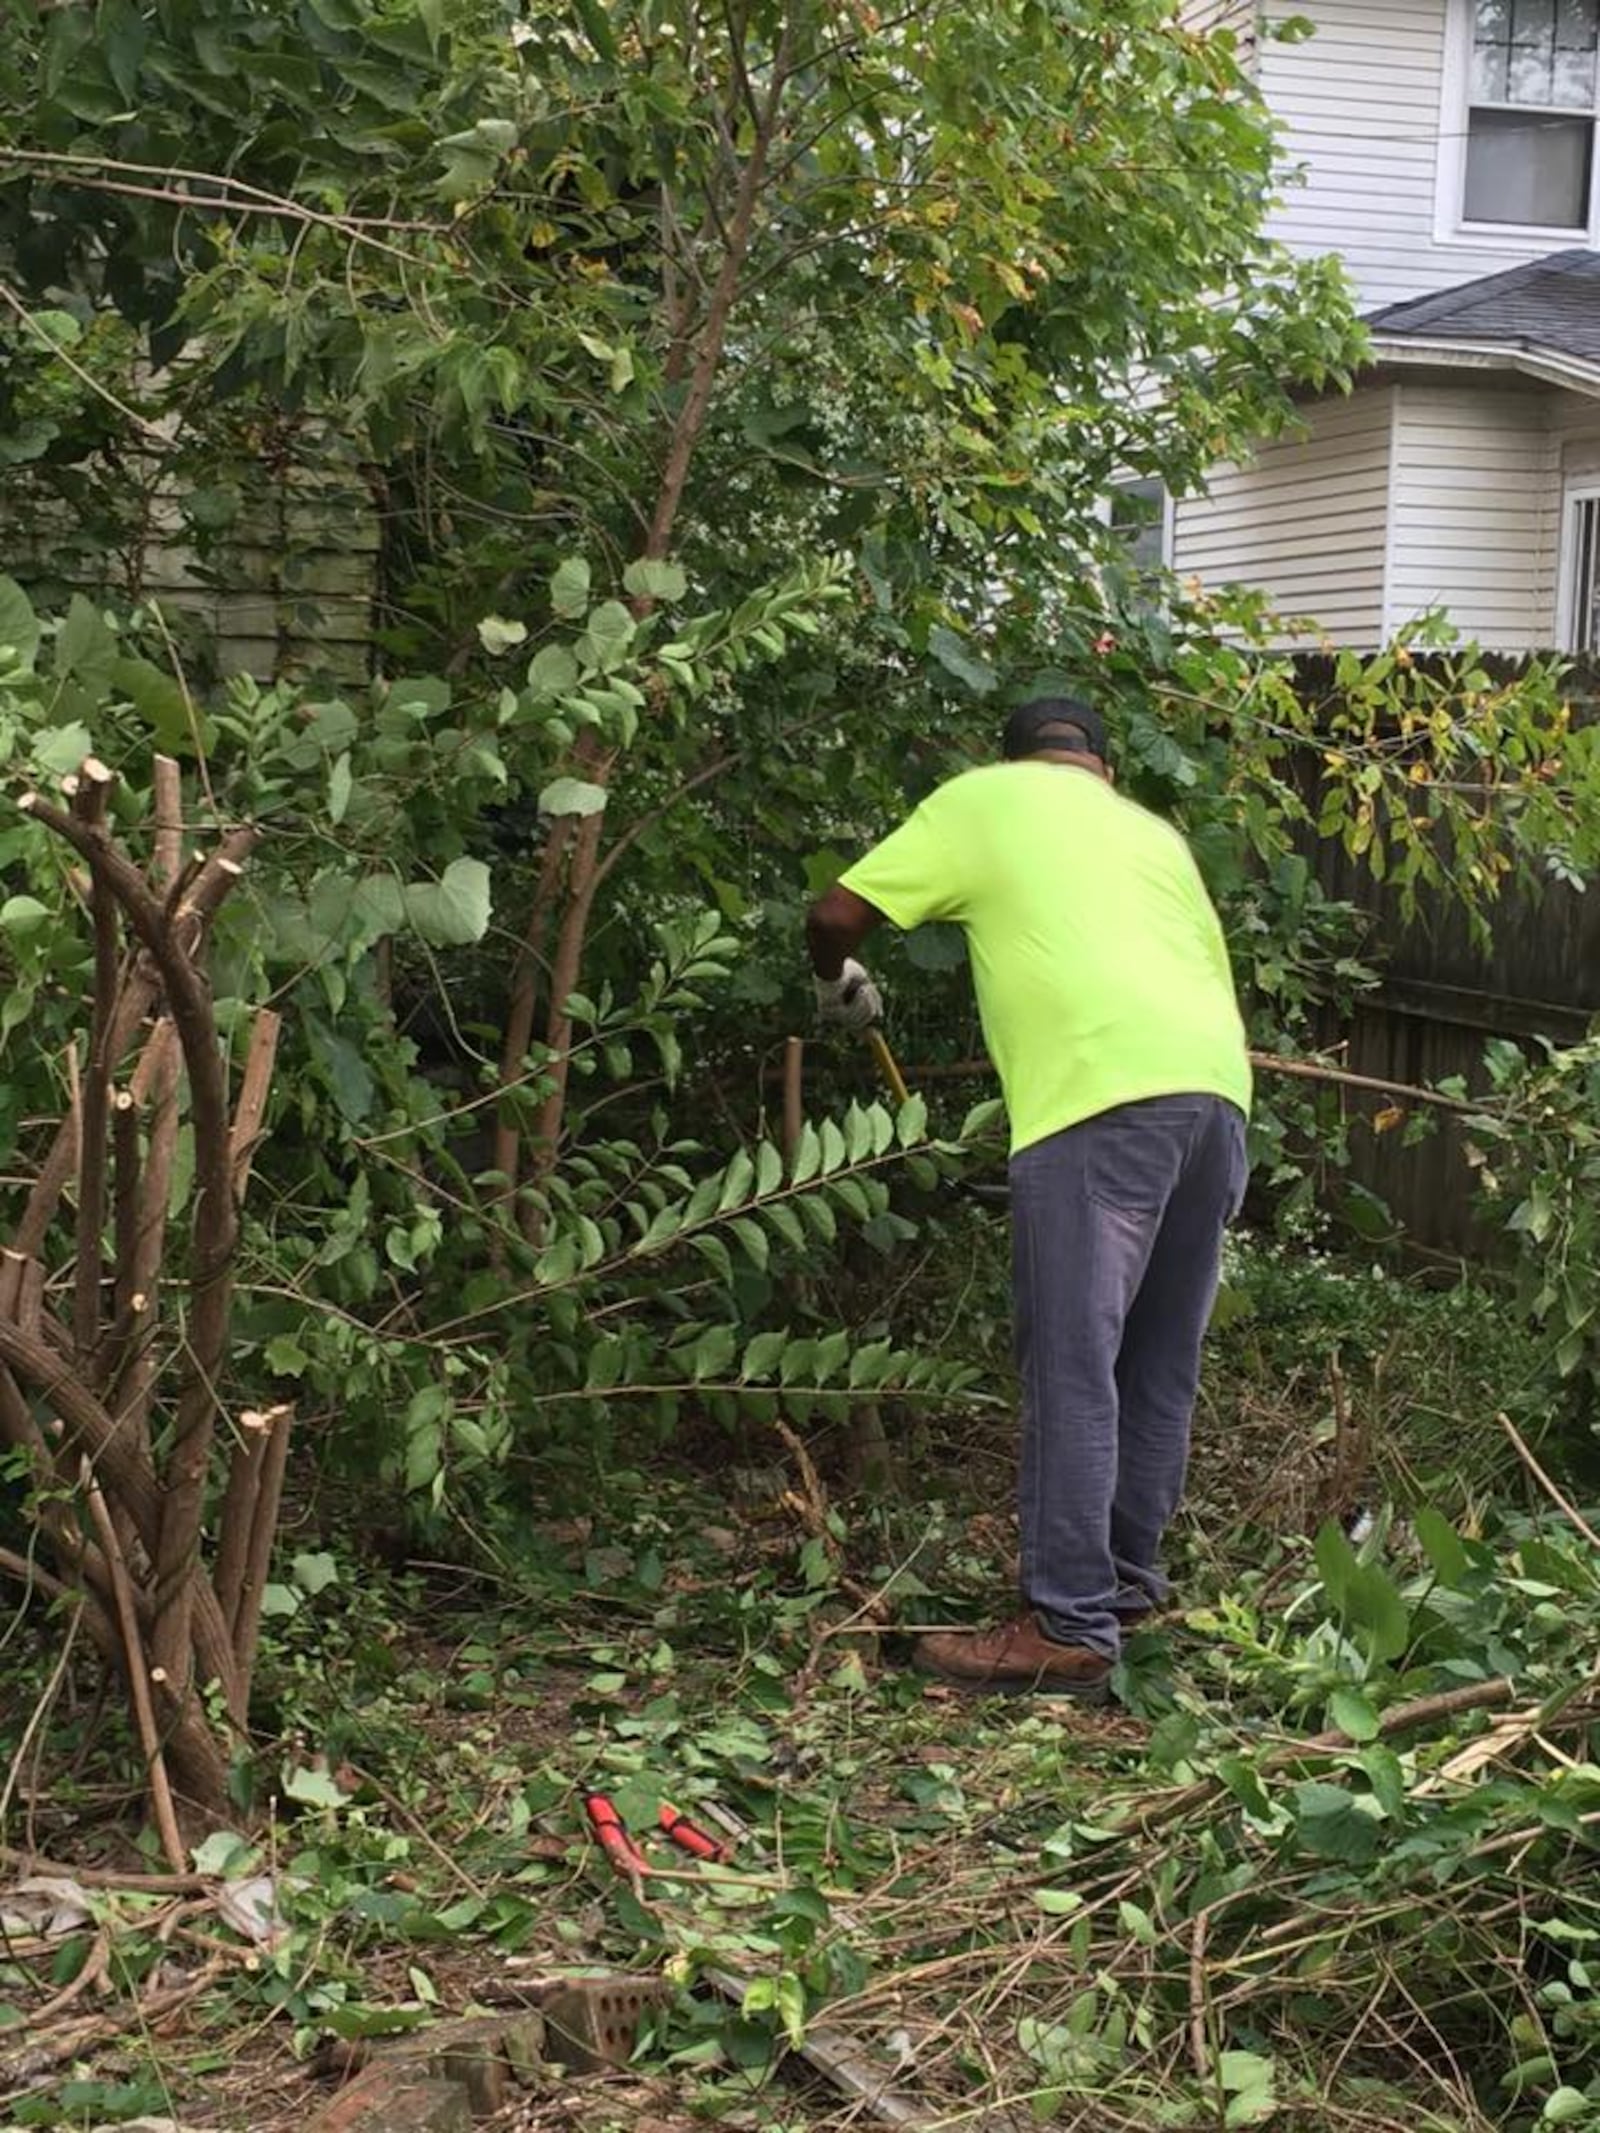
[1467,0,1600,227]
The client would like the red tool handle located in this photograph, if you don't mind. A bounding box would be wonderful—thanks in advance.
[584,1792,649,1878]
[659,1801,729,1862]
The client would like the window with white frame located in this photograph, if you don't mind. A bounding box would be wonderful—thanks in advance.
[1559,484,1600,648]
[1107,478,1172,571]
[1460,0,1600,230]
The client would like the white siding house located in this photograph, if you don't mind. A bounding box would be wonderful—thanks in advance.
[1172,392,1394,640]
[1171,0,1600,651]
[1386,382,1558,641]
[1258,0,1593,310]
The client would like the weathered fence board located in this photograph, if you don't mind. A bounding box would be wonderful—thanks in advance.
[1298,657,1600,1253]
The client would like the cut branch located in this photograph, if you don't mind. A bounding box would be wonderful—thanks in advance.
[73,760,120,1361]
[149,755,183,891]
[229,1008,281,1199]
[82,1464,186,1872]
[12,824,256,1263]
[229,1403,292,1694]
[111,1019,180,1449]
[17,793,246,1696]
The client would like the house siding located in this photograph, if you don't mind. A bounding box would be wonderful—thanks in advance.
[3,454,378,687]
[1385,383,1557,646]
[1172,388,1394,642]
[1542,392,1600,642]
[1261,0,1599,310]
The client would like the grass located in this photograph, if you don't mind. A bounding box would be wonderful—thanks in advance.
[3,1241,1599,2133]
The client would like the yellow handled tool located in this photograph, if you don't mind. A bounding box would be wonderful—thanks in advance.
[865,1026,911,1108]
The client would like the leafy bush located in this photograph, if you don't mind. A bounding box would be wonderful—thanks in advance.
[1463,1035,1600,1450]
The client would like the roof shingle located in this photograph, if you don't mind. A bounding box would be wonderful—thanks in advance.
[1366,247,1600,365]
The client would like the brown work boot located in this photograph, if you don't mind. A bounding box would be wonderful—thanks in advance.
[912,1615,1113,1702]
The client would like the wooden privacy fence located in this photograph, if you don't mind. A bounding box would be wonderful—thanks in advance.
[1296,654,1600,1256]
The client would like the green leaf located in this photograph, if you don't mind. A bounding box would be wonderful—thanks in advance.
[896,1094,928,1147]
[0,896,52,938]
[754,1141,784,1197]
[526,644,579,701]
[569,0,619,61]
[1344,1562,1410,1663]
[191,1830,255,1878]
[328,752,353,825]
[689,1325,737,1381]
[539,777,609,818]
[1358,1743,1407,1819]
[790,1124,822,1186]
[1328,1686,1379,1742]
[31,720,95,776]
[774,1973,806,2050]
[264,1335,310,1378]
[477,615,528,654]
[623,557,688,603]
[291,1551,339,1597]
[928,623,996,696]
[580,599,636,673]
[1313,1519,1359,1612]
[1032,1888,1084,1915]
[100,0,147,97]
[0,576,40,671]
[324,2004,432,2040]
[1216,1755,1273,1820]
[55,594,114,693]
[718,1148,756,1213]
[743,1331,788,1381]
[283,1764,346,1810]
[1291,1780,1382,1864]
[905,921,967,970]
[112,654,196,753]
[402,858,492,946]
[1543,2088,1593,2125]
[1219,2050,1277,2126]
[1413,1504,1470,1589]
[551,557,591,617]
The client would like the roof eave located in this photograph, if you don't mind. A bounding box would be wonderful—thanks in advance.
[1367,333,1600,399]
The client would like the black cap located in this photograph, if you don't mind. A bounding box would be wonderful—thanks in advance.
[1001,696,1108,763]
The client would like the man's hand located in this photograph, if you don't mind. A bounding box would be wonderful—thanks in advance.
[814,957,882,1031]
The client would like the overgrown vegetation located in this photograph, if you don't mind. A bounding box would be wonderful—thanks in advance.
[6,1245,1600,2133]
[1,0,1599,2128]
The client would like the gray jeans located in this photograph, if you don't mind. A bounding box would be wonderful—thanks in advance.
[1011,1095,1247,1657]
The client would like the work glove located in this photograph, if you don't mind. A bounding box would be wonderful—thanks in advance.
[814,958,882,1031]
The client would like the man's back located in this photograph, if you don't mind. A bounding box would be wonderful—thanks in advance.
[839,761,1250,1152]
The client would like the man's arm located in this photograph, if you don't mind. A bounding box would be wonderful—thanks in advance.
[805,882,884,978]
[805,883,886,1030]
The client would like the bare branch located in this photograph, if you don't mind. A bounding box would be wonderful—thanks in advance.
[74,760,120,1361]
[82,1465,186,1872]
[229,1009,282,1200]
[17,793,248,1693]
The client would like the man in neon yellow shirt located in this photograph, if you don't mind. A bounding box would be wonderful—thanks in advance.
[806,698,1249,1701]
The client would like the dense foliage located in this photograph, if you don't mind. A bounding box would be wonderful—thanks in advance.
[2,3,1600,2127]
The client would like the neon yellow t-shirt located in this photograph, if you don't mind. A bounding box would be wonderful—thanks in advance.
[838,762,1251,1154]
